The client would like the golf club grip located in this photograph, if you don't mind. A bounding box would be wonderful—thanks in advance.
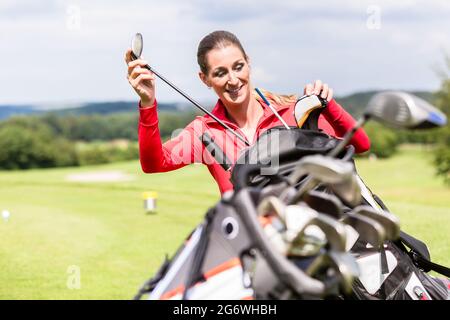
[200,132,232,171]
[232,189,326,296]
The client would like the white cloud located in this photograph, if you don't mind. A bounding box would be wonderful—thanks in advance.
[0,0,449,105]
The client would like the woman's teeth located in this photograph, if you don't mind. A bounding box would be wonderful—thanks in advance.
[227,86,241,94]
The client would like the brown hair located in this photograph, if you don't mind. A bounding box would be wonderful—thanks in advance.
[197,31,298,107]
[197,30,248,74]
[253,88,298,107]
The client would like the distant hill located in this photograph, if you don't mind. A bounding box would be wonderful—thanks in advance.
[52,101,184,116]
[0,90,436,120]
[0,105,38,119]
[0,101,186,120]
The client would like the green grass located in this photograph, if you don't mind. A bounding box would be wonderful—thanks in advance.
[0,145,448,299]
[355,145,450,268]
[0,162,219,299]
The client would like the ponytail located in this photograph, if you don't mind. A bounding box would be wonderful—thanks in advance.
[253,88,298,107]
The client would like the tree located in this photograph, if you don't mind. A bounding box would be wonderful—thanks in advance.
[433,55,450,184]
[0,124,78,169]
[361,122,400,158]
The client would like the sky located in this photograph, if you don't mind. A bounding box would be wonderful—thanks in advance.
[0,0,449,107]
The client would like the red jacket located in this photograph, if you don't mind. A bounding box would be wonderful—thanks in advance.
[138,97,370,194]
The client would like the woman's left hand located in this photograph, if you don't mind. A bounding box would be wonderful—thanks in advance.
[304,80,333,102]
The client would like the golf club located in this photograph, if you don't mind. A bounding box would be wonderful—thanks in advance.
[306,250,360,294]
[341,213,386,247]
[257,196,287,222]
[255,87,290,130]
[293,94,327,130]
[328,91,447,157]
[130,33,250,146]
[302,190,343,219]
[285,155,355,205]
[328,175,362,208]
[289,211,348,253]
[350,205,400,240]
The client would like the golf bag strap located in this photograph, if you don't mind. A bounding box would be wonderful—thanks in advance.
[397,231,450,277]
[133,255,171,300]
[399,231,431,261]
[372,193,432,261]
[182,208,215,299]
[370,190,450,278]
[372,194,389,211]
[409,251,450,278]
[372,193,450,277]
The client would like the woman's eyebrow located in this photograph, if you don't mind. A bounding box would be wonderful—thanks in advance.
[212,60,244,74]
[212,66,226,75]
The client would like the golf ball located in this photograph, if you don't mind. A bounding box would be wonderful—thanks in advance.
[2,210,10,221]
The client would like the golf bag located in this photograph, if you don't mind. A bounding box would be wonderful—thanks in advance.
[135,130,357,300]
[349,194,450,300]
[135,127,449,300]
[232,127,450,300]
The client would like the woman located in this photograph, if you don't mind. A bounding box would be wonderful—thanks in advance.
[125,30,370,194]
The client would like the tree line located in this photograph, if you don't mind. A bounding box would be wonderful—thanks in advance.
[0,75,448,185]
[0,111,196,169]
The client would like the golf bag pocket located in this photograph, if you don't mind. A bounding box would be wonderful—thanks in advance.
[355,250,398,295]
[352,242,448,300]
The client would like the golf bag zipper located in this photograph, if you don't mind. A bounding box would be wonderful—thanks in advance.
[413,286,429,300]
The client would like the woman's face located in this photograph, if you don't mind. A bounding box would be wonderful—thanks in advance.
[200,45,251,107]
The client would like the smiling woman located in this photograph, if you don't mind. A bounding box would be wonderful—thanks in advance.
[124,30,370,194]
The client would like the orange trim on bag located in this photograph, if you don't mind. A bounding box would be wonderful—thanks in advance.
[204,258,241,279]
[160,258,242,300]
[161,285,185,300]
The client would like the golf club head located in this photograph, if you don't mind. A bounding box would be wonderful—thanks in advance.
[290,212,347,253]
[328,251,360,294]
[328,174,362,208]
[257,196,287,221]
[302,190,343,219]
[306,251,360,295]
[131,33,144,59]
[351,205,401,240]
[284,204,328,257]
[289,155,354,186]
[365,91,447,129]
[293,95,327,129]
[341,213,386,247]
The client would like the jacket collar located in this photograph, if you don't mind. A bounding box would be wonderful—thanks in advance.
[203,97,292,126]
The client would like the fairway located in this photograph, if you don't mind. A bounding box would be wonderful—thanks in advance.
[0,146,449,299]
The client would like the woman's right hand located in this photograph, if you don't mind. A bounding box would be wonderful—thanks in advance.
[125,48,156,107]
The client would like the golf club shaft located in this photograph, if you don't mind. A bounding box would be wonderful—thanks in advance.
[255,88,290,130]
[131,52,250,146]
[327,116,367,157]
[288,176,318,205]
